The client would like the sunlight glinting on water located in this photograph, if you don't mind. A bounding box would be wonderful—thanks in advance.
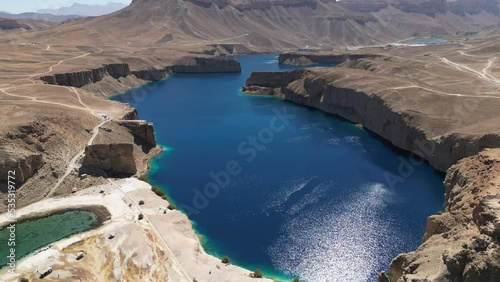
[269,183,396,281]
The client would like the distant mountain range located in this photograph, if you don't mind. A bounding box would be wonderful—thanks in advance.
[38,2,127,17]
[3,0,499,46]
[0,12,81,23]
[0,2,128,23]
[24,0,498,48]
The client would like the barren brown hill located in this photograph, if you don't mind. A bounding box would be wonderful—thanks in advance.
[8,0,500,50]
[0,17,55,31]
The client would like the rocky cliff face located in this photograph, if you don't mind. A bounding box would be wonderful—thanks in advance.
[171,57,242,73]
[80,120,157,177]
[116,120,157,148]
[131,67,171,81]
[0,150,43,192]
[121,108,140,120]
[81,143,137,176]
[384,149,500,281]
[41,56,241,88]
[0,122,53,192]
[243,69,500,171]
[278,52,381,66]
[244,71,305,88]
[41,64,131,88]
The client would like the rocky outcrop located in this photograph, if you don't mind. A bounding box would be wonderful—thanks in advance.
[80,120,157,177]
[0,122,51,191]
[244,71,305,88]
[105,63,131,79]
[116,120,157,148]
[131,67,171,81]
[171,57,241,73]
[121,108,140,120]
[384,149,500,281]
[81,143,137,176]
[0,150,43,192]
[278,52,381,66]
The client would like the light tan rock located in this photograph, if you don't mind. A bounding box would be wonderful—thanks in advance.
[388,149,500,282]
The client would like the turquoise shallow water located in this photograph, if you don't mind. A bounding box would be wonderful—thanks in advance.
[113,54,444,281]
[0,210,99,267]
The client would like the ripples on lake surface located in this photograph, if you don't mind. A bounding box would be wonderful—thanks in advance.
[113,54,444,281]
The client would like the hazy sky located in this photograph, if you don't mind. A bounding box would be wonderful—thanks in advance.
[0,0,132,14]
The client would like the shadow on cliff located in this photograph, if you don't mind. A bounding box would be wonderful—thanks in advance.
[134,135,154,154]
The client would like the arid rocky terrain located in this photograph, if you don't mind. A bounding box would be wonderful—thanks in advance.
[386,148,500,281]
[0,0,499,281]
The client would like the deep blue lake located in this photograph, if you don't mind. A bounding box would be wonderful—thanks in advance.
[113,53,444,282]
